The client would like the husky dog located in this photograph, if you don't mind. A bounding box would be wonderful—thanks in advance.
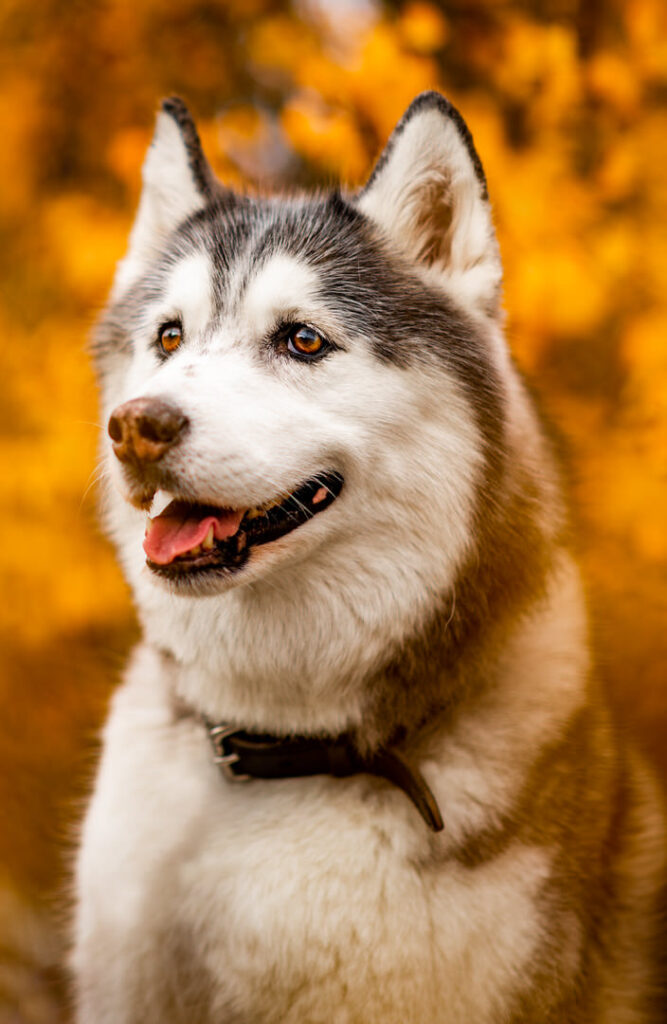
[73,92,665,1023]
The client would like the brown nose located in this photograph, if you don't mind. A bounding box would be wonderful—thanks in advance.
[108,398,189,464]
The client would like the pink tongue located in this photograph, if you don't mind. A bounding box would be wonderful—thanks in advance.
[143,503,244,565]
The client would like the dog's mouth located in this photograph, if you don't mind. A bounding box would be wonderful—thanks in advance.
[143,471,344,578]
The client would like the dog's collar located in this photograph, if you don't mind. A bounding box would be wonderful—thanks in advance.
[202,720,444,832]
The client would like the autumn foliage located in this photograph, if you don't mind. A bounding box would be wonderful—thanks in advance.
[1,0,666,1018]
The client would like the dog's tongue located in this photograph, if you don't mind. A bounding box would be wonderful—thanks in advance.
[143,501,244,565]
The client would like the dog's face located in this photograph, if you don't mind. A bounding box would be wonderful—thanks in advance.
[95,94,513,722]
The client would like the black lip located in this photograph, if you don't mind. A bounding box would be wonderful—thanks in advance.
[147,471,344,581]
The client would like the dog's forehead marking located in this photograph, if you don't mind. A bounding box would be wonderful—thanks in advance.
[240,253,320,335]
[164,252,213,336]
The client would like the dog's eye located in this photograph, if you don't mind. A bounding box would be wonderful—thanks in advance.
[287,326,327,360]
[158,322,183,355]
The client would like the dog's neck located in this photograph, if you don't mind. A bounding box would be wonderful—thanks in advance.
[150,543,572,759]
[131,413,560,748]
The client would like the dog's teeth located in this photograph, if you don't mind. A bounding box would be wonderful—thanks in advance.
[246,508,263,520]
[190,544,202,556]
[202,526,215,550]
[150,489,172,517]
[237,533,247,553]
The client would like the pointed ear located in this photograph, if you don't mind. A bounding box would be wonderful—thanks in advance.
[358,92,501,316]
[113,97,219,293]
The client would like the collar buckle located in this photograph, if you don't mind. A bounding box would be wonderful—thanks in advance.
[207,723,251,782]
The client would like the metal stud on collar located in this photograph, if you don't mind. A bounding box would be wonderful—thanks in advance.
[206,723,251,781]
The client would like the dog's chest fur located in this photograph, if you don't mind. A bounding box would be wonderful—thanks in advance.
[77,647,556,1024]
[76,557,665,1024]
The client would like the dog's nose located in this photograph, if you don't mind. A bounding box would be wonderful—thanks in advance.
[108,398,189,464]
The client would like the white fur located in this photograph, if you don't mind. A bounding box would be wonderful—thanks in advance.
[240,254,322,337]
[164,253,215,337]
[112,112,206,297]
[73,553,603,1023]
[74,608,567,1023]
[359,107,501,313]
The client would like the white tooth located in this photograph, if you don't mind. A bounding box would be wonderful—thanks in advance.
[202,526,214,550]
[150,489,172,517]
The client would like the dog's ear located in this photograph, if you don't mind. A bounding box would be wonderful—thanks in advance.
[358,92,501,316]
[114,97,220,294]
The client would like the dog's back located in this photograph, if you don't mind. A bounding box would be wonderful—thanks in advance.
[73,92,666,1023]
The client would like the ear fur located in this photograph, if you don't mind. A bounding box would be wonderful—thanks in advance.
[358,92,501,316]
[113,97,219,294]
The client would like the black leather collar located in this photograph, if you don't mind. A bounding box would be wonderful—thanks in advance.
[203,720,444,832]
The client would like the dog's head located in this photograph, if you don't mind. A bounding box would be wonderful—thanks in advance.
[94,93,550,730]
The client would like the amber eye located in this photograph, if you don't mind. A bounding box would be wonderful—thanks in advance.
[158,322,183,355]
[287,325,327,359]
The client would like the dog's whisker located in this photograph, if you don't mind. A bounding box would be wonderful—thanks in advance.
[72,418,106,430]
[77,463,110,515]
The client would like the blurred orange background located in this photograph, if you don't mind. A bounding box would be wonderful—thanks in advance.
[1,0,666,1019]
